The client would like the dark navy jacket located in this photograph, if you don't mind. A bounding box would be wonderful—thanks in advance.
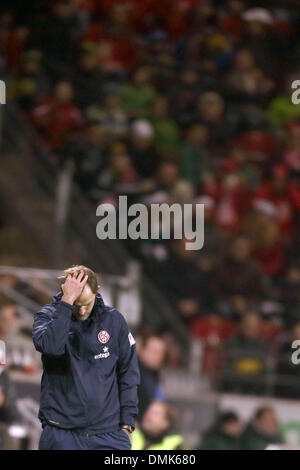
[32,292,140,434]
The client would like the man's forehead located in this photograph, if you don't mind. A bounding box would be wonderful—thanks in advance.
[75,285,95,305]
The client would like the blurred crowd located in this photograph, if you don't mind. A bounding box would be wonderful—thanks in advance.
[198,406,284,450]
[131,331,288,449]
[1,0,300,446]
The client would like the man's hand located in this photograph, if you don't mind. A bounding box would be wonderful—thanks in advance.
[121,428,131,439]
[61,271,88,305]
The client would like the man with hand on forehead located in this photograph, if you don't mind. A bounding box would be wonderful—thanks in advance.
[32,265,140,450]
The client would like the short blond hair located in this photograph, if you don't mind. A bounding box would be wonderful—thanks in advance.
[58,265,99,293]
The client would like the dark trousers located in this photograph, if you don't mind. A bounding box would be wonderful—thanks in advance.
[39,425,131,450]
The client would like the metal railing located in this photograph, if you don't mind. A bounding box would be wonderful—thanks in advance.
[0,264,142,329]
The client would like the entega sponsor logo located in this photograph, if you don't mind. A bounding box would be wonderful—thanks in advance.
[94,346,110,360]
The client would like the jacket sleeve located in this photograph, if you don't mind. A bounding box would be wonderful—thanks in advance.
[117,314,140,428]
[32,300,74,356]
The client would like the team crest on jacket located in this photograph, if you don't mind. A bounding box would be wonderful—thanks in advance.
[98,330,110,344]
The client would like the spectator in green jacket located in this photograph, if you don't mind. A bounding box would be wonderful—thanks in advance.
[266,75,300,128]
[149,96,180,155]
[240,406,283,450]
[199,411,242,450]
[121,67,157,118]
[180,122,209,189]
[132,401,186,450]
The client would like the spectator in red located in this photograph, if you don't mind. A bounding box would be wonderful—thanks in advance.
[191,313,237,376]
[0,11,29,71]
[253,164,300,239]
[31,80,82,157]
[191,314,237,345]
[283,121,300,172]
[81,3,137,73]
[244,199,287,277]
[237,131,277,168]
[213,170,251,233]
[218,0,246,39]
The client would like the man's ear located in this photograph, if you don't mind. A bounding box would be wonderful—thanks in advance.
[98,285,101,290]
